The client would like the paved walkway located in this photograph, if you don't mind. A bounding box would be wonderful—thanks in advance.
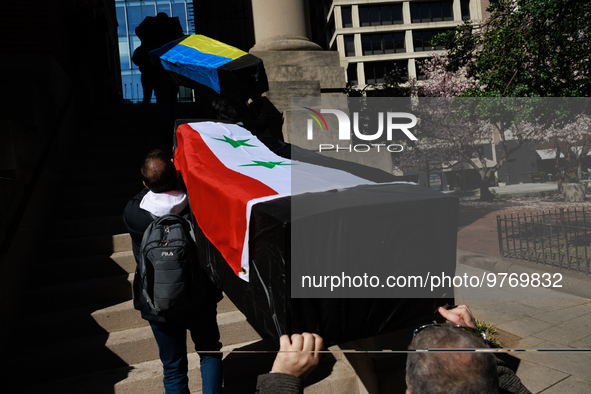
[455,183,591,393]
[448,182,561,200]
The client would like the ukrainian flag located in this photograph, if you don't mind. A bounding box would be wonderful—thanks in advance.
[150,35,268,101]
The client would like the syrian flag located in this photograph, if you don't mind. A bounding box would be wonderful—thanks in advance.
[174,122,376,281]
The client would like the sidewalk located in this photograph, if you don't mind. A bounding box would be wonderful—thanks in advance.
[447,182,560,200]
[455,182,591,393]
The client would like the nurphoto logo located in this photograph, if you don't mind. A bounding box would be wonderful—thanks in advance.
[303,107,418,153]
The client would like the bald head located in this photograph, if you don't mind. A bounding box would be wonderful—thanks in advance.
[141,149,177,193]
[406,325,498,394]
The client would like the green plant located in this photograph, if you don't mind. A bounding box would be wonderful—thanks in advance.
[539,171,546,177]
[568,175,581,183]
[476,319,502,348]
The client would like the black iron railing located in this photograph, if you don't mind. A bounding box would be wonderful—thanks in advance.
[497,208,591,273]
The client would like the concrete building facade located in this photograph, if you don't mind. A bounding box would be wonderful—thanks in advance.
[322,0,490,88]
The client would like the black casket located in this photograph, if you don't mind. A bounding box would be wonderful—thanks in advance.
[174,121,458,346]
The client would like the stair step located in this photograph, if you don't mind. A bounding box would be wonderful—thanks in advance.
[59,183,142,204]
[66,169,141,188]
[48,215,127,240]
[52,198,130,221]
[42,233,131,260]
[9,340,359,394]
[12,340,260,394]
[1,310,262,389]
[14,296,240,352]
[35,251,136,285]
[28,273,133,312]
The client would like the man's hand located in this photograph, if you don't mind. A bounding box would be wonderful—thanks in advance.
[271,333,324,380]
[438,304,477,328]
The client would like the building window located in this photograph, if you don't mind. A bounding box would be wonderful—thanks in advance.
[361,33,405,55]
[359,4,403,26]
[364,60,408,84]
[412,29,450,51]
[115,0,195,103]
[116,5,127,36]
[347,63,358,85]
[341,6,353,27]
[410,1,453,23]
[461,0,471,20]
[344,35,355,57]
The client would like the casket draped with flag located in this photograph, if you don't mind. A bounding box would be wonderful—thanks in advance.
[150,35,268,102]
[174,121,458,346]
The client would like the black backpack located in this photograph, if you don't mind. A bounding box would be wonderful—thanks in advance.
[137,214,201,318]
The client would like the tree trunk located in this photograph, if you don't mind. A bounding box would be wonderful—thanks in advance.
[479,181,494,201]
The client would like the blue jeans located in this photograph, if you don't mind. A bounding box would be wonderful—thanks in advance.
[150,306,223,394]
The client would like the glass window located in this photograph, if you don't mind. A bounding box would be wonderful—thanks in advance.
[363,62,379,85]
[410,4,421,23]
[391,4,403,24]
[360,33,406,55]
[359,5,403,26]
[364,60,407,84]
[461,0,471,20]
[347,63,358,85]
[130,36,142,69]
[431,3,442,21]
[411,2,454,23]
[372,34,382,54]
[369,6,380,25]
[172,3,187,33]
[380,6,392,25]
[119,36,130,70]
[142,2,156,19]
[413,29,449,51]
[156,2,171,15]
[344,35,355,57]
[394,32,405,53]
[127,4,143,34]
[383,33,394,54]
[116,5,127,36]
[393,60,408,81]
[442,1,453,21]
[362,35,372,55]
[341,6,352,27]
[359,6,370,26]
[420,3,430,21]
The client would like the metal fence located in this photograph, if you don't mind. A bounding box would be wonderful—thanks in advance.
[497,208,591,273]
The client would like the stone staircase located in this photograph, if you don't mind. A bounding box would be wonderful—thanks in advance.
[1,104,360,394]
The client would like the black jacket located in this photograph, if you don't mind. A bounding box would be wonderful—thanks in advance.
[123,188,222,323]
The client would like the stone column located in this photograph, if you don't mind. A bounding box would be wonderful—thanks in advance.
[249,0,391,174]
[250,0,321,51]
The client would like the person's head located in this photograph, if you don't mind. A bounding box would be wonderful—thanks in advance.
[211,97,240,122]
[405,324,498,394]
[141,149,177,193]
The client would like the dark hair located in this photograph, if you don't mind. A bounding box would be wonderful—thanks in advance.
[211,97,240,122]
[141,149,177,193]
[406,325,498,394]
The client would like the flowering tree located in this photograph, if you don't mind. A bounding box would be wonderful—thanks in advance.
[388,0,591,199]
[438,0,591,98]
[437,0,591,187]
[395,96,544,200]
[541,114,591,182]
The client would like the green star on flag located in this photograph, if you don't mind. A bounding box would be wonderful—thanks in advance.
[240,161,294,169]
[213,135,257,148]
